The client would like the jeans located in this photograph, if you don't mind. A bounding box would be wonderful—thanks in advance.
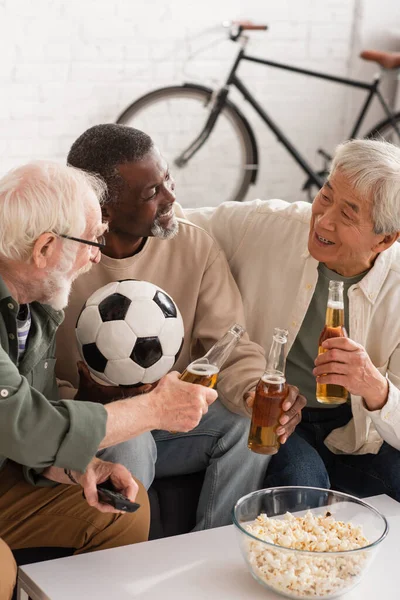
[99,399,270,530]
[266,404,400,502]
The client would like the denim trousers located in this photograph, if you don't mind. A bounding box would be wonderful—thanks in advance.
[265,403,400,502]
[99,399,270,530]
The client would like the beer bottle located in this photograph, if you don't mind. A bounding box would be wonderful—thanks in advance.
[248,327,289,455]
[179,323,245,389]
[316,280,348,404]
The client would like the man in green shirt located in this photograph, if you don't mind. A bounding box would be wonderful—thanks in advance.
[0,161,217,599]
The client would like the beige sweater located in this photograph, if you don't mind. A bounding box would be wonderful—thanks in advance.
[187,199,400,455]
[56,215,266,416]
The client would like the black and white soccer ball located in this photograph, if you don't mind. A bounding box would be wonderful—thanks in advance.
[75,279,184,386]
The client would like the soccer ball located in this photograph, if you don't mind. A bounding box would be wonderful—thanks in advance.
[75,279,184,386]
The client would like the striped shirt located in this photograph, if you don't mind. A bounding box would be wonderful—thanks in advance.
[17,304,31,363]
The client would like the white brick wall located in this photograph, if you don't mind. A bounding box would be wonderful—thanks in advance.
[0,0,399,205]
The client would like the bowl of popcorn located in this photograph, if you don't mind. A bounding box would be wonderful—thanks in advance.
[233,487,388,599]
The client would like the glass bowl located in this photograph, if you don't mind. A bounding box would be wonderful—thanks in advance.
[233,487,388,599]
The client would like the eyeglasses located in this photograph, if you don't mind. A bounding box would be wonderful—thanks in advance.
[59,234,106,249]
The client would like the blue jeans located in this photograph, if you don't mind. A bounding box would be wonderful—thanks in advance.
[265,404,400,502]
[99,399,270,530]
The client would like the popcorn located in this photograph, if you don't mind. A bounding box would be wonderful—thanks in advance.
[244,510,370,598]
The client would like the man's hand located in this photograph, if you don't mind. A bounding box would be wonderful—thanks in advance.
[76,361,154,404]
[43,457,138,514]
[147,371,218,432]
[245,385,306,443]
[74,457,138,514]
[313,337,389,411]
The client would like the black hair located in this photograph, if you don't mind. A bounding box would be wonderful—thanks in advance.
[67,124,154,204]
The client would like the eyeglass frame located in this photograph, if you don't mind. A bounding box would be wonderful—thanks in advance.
[59,234,106,249]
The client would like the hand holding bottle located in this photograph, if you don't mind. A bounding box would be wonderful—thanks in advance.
[313,337,389,411]
[316,280,349,404]
[245,384,306,444]
[248,328,289,455]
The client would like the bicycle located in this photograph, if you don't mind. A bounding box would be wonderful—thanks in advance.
[116,21,400,206]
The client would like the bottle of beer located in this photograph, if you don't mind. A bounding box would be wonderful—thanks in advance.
[179,323,245,389]
[248,327,289,455]
[316,280,348,404]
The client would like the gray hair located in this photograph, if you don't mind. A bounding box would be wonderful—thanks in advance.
[330,139,400,235]
[0,161,106,261]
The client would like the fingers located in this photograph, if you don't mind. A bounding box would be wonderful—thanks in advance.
[276,409,301,443]
[245,391,255,409]
[314,348,349,367]
[111,474,139,503]
[204,387,218,405]
[321,337,359,351]
[77,360,93,382]
[278,395,304,427]
[282,385,300,412]
[315,374,348,388]
[277,391,305,443]
[77,360,89,375]
[313,361,349,377]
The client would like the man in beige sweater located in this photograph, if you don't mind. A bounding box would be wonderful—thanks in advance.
[56,124,308,531]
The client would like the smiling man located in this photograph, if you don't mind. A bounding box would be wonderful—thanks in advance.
[55,124,308,533]
[187,139,400,501]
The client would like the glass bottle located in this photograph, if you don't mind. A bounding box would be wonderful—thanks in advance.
[179,323,245,388]
[248,327,289,455]
[316,280,348,404]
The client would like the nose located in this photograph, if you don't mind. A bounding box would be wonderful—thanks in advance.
[164,175,176,203]
[317,207,336,231]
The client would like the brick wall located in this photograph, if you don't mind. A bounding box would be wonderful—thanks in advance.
[0,0,399,206]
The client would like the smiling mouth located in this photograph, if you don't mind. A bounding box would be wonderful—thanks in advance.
[315,233,335,246]
[158,209,174,220]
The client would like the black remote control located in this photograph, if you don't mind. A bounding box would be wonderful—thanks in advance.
[84,479,141,513]
[97,485,141,513]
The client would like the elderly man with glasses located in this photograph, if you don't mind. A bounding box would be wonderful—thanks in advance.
[0,161,217,600]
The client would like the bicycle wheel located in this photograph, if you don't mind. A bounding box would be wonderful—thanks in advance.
[365,112,400,146]
[117,84,257,207]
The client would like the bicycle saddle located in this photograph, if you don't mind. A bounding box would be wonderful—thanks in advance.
[360,49,400,69]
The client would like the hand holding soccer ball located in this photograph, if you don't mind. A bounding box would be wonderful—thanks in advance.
[75,360,156,404]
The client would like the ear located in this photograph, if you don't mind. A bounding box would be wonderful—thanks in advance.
[101,202,114,223]
[32,233,59,269]
[372,232,400,254]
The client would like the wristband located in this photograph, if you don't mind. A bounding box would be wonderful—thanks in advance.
[64,468,79,484]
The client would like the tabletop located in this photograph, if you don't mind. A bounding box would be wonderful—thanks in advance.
[18,494,400,600]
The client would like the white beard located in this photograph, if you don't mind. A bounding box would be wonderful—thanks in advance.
[150,213,179,240]
[40,244,92,311]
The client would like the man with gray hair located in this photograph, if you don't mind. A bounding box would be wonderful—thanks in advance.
[188,139,400,500]
[0,161,217,599]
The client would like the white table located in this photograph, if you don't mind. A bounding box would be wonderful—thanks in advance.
[18,494,400,600]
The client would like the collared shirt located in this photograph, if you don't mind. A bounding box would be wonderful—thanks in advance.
[187,199,400,455]
[0,275,107,484]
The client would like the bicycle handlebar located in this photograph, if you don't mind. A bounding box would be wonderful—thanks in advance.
[226,20,268,42]
[233,21,268,31]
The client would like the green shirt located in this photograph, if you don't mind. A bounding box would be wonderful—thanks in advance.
[0,275,107,485]
[286,263,366,408]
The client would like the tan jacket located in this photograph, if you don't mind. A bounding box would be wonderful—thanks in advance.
[56,215,266,416]
[187,199,400,455]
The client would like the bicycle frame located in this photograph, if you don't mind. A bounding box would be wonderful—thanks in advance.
[177,44,400,190]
